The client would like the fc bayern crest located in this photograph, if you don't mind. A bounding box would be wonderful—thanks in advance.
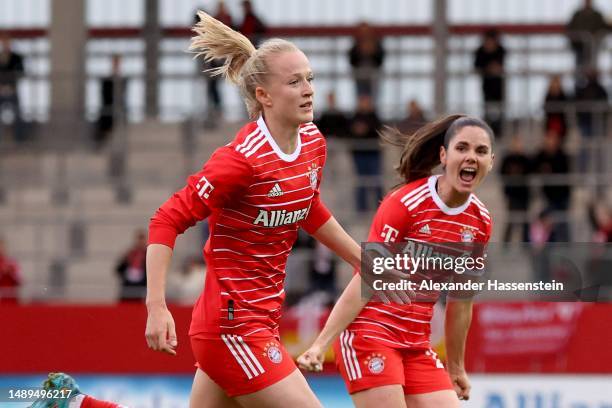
[365,353,386,374]
[263,342,283,364]
[307,163,319,190]
[460,227,475,242]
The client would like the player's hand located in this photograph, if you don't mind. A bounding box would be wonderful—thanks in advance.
[297,344,325,373]
[376,268,416,305]
[145,303,177,356]
[449,368,471,401]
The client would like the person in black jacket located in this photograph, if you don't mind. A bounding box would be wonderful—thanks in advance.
[96,54,126,148]
[500,135,532,243]
[474,29,506,137]
[349,94,383,212]
[0,34,25,142]
[195,2,235,125]
[349,22,385,100]
[575,68,608,138]
[566,0,610,78]
[532,131,572,241]
[575,68,608,173]
[316,91,348,138]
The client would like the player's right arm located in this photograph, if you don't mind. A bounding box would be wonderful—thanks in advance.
[145,244,177,355]
[145,146,253,355]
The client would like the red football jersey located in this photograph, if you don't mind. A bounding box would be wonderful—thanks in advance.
[349,175,492,349]
[149,117,331,338]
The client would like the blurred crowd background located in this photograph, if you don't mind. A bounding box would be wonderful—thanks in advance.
[0,0,611,309]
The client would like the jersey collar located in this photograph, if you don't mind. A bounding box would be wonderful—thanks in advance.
[427,175,472,215]
[257,116,302,162]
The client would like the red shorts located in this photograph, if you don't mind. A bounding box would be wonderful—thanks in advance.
[191,334,296,397]
[333,330,454,395]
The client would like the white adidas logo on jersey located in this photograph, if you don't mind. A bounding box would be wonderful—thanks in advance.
[267,183,283,198]
[419,224,431,235]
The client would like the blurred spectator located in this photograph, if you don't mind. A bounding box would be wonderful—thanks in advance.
[500,135,532,243]
[211,0,233,27]
[532,131,571,241]
[395,99,427,135]
[0,237,21,303]
[543,75,570,140]
[95,54,126,149]
[586,200,612,292]
[168,256,206,305]
[239,0,266,46]
[309,241,337,302]
[575,68,608,173]
[529,209,556,282]
[195,3,234,126]
[316,91,348,138]
[588,200,612,242]
[115,229,147,302]
[0,34,25,142]
[349,22,385,100]
[530,210,556,246]
[575,68,608,137]
[350,94,383,212]
[290,230,337,303]
[566,0,610,77]
[284,229,313,305]
[474,29,506,137]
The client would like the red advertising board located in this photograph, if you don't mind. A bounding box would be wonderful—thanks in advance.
[2,302,611,373]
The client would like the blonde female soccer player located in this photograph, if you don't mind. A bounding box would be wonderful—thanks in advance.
[143,11,405,408]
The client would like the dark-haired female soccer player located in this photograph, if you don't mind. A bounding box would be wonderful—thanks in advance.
[299,115,495,408]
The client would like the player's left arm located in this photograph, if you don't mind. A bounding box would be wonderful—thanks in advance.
[445,298,473,401]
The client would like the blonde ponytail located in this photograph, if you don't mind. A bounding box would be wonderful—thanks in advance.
[190,10,256,84]
[190,11,301,119]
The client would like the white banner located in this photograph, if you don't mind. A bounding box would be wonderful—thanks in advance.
[466,375,612,408]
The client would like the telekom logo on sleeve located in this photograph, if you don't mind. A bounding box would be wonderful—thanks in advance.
[196,175,215,199]
[381,224,399,242]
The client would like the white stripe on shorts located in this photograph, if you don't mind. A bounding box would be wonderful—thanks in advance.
[237,335,266,375]
[227,334,265,378]
[340,330,362,381]
[221,334,261,379]
[347,331,362,379]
